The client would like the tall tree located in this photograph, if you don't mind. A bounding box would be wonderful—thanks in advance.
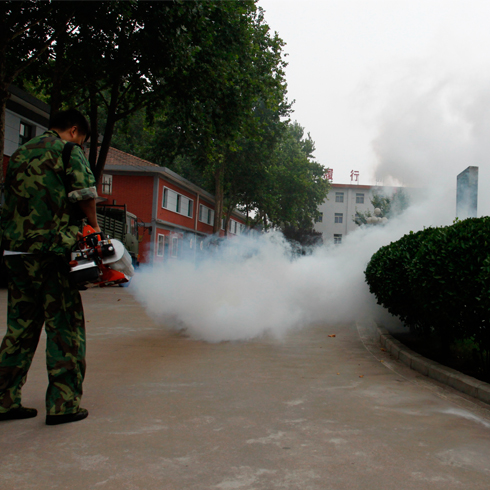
[159,3,289,233]
[220,99,289,233]
[261,121,330,230]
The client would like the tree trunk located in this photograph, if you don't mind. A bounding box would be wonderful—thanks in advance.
[213,162,225,234]
[94,81,120,185]
[223,199,237,237]
[88,85,99,175]
[49,30,67,119]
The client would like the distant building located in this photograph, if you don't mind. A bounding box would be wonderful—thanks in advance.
[3,85,50,180]
[314,183,404,244]
[314,184,377,244]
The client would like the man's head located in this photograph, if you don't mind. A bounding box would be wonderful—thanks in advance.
[49,109,91,147]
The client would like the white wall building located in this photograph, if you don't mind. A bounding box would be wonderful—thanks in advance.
[4,85,50,159]
[314,183,378,244]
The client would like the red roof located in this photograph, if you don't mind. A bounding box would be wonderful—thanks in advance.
[331,183,375,190]
[86,146,160,169]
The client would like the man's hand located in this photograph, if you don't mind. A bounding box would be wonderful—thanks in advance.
[77,225,101,241]
[78,198,100,232]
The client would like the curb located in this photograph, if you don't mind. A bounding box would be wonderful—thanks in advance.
[373,325,490,405]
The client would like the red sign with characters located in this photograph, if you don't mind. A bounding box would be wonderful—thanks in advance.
[350,170,359,183]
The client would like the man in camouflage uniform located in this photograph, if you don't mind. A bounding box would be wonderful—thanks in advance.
[0,109,100,425]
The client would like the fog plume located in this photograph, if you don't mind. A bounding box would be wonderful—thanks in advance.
[131,62,490,342]
[371,65,490,215]
[132,188,454,342]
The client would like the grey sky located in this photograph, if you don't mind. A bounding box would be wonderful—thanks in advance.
[259,0,490,209]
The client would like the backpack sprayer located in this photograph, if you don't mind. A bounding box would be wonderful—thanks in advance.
[70,225,135,288]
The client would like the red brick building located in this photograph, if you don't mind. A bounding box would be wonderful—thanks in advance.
[97,147,250,265]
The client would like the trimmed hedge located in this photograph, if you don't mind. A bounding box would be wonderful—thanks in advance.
[365,217,490,374]
[364,228,437,334]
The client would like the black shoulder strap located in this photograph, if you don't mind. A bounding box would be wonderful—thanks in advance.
[62,141,77,170]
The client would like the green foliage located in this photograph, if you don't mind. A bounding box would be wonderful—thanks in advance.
[365,217,490,378]
[410,219,490,346]
[365,229,435,333]
[260,122,330,230]
[110,109,159,163]
[154,3,290,232]
[12,1,288,196]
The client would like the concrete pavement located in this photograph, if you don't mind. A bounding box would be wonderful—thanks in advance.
[1,287,490,489]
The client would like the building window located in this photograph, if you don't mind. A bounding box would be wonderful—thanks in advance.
[19,121,34,145]
[171,236,179,257]
[334,234,342,244]
[334,213,343,224]
[356,193,365,204]
[162,187,193,218]
[317,212,323,223]
[101,174,112,195]
[199,204,214,225]
[228,219,241,235]
[335,192,344,203]
[157,234,165,257]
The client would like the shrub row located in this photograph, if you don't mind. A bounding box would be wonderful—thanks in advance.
[365,217,490,373]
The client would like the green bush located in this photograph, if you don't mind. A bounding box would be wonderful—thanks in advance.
[365,217,490,377]
[364,228,436,334]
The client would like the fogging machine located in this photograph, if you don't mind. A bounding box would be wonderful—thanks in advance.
[70,225,135,287]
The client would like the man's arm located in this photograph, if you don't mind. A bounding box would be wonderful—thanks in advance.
[77,198,101,232]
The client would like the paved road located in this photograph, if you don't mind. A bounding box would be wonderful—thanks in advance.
[0,288,490,490]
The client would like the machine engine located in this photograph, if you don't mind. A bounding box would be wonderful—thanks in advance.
[70,225,135,288]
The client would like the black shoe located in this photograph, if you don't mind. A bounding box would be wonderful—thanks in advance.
[0,406,38,421]
[46,408,89,426]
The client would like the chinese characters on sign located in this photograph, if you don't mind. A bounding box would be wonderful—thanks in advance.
[350,170,359,183]
[325,169,333,181]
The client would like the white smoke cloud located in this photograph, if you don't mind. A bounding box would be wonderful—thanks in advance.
[131,42,490,342]
[370,61,490,215]
[131,186,454,342]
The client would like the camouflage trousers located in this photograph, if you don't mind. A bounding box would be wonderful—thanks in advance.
[0,254,86,415]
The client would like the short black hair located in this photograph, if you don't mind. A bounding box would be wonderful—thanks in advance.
[49,109,91,142]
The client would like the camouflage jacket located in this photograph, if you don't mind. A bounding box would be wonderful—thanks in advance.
[0,130,97,255]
